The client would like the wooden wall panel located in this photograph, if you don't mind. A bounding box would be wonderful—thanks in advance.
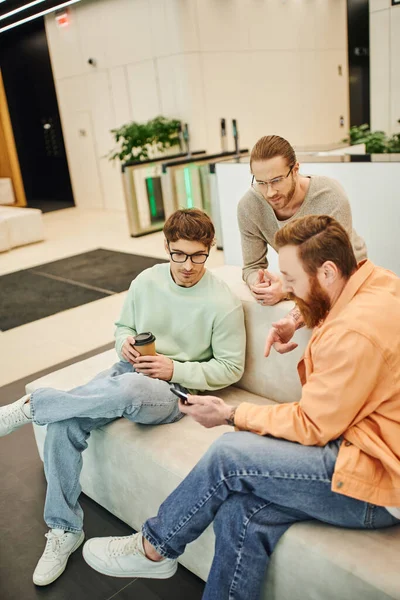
[0,70,26,206]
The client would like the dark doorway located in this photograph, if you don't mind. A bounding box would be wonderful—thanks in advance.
[0,18,74,213]
[347,0,370,128]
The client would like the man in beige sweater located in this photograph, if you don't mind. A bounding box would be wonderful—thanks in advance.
[238,135,367,307]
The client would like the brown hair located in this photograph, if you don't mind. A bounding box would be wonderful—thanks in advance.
[250,135,296,168]
[163,209,215,248]
[274,215,357,278]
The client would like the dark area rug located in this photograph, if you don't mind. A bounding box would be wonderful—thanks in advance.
[0,249,167,331]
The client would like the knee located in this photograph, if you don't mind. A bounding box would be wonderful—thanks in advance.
[209,431,256,459]
[110,361,133,377]
[46,419,87,449]
[200,433,239,472]
[117,373,156,405]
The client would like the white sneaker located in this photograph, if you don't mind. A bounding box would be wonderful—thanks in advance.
[33,529,85,586]
[0,395,31,437]
[83,532,177,579]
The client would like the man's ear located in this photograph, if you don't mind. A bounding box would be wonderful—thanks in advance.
[322,261,339,284]
[164,239,169,254]
[292,162,300,176]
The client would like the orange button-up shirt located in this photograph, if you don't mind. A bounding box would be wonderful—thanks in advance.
[235,260,400,506]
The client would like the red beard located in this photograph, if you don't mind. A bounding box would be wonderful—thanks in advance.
[288,276,331,329]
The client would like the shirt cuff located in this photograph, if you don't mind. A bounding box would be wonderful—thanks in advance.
[170,360,184,385]
[234,402,253,431]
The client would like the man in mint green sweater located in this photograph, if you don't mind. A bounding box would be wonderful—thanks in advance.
[0,209,245,587]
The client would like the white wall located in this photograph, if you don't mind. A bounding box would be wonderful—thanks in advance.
[46,0,203,211]
[46,0,349,210]
[196,0,349,152]
[216,161,400,275]
[370,0,400,135]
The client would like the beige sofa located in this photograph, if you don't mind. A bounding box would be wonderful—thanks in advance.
[29,265,400,599]
[0,205,44,252]
[0,177,44,251]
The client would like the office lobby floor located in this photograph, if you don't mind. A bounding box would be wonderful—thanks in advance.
[0,207,224,599]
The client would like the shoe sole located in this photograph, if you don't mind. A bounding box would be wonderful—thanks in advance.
[82,545,177,579]
[33,531,85,586]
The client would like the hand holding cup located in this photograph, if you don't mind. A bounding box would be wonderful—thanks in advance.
[122,336,141,364]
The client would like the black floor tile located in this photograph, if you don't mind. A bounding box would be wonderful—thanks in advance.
[0,423,135,600]
[117,567,205,599]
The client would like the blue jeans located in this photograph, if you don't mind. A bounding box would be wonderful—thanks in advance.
[142,432,399,600]
[30,361,184,533]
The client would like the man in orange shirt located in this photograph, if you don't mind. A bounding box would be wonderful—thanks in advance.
[82,215,400,600]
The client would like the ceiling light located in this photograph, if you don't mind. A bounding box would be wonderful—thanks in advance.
[0,0,81,33]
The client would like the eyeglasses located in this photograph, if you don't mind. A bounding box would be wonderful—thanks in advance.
[168,244,209,264]
[251,164,294,193]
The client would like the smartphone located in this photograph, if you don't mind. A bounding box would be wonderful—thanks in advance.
[170,386,191,405]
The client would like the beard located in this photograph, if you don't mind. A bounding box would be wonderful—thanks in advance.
[284,175,296,203]
[270,175,296,209]
[288,276,331,329]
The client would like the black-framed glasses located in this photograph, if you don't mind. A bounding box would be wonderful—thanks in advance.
[168,243,209,264]
[251,164,294,193]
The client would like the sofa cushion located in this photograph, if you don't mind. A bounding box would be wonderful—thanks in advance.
[264,519,400,600]
[0,217,10,252]
[0,206,44,249]
[0,178,15,205]
[211,266,312,403]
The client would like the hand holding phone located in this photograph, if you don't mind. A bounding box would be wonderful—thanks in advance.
[170,386,192,405]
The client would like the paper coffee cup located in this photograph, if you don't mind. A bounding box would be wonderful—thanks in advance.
[133,332,156,356]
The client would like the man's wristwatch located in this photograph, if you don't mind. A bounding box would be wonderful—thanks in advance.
[225,406,237,427]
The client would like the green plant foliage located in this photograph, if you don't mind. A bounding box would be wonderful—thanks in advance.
[387,133,400,154]
[343,124,400,154]
[109,116,182,163]
[345,124,370,145]
[364,131,387,154]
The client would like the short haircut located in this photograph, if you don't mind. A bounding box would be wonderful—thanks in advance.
[274,215,357,278]
[163,209,215,248]
[250,135,296,168]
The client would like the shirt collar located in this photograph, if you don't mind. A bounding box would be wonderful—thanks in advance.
[324,259,375,324]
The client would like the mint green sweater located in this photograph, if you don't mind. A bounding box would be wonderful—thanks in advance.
[114,264,245,392]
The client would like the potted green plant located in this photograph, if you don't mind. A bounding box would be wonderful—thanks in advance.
[343,125,400,154]
[108,115,182,164]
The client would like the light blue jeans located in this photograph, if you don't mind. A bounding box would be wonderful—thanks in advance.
[142,432,400,600]
[30,361,185,533]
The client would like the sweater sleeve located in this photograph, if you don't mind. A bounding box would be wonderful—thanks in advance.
[321,179,354,238]
[171,304,246,391]
[234,330,386,445]
[314,179,367,263]
[114,282,137,360]
[237,195,269,286]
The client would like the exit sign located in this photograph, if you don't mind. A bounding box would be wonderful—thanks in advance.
[55,8,70,27]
